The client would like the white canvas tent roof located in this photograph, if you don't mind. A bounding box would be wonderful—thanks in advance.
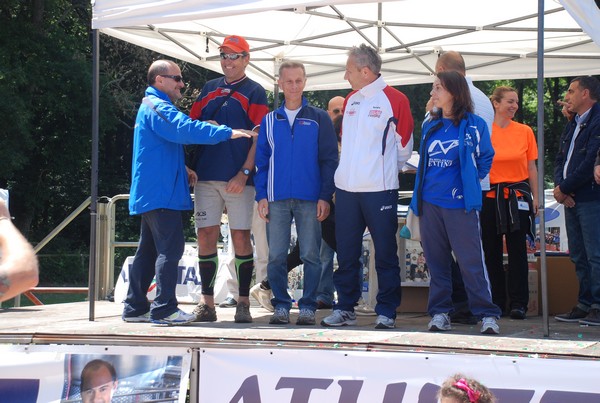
[92,0,600,91]
[88,0,600,328]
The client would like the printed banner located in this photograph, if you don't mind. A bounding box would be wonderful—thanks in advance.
[198,348,600,402]
[114,253,202,304]
[535,189,568,252]
[0,345,191,403]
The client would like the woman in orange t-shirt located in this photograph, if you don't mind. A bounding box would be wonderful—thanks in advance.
[480,86,538,320]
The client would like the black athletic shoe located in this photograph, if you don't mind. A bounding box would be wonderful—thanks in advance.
[449,310,478,325]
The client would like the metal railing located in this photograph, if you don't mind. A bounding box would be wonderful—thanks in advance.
[11,191,413,307]
[10,198,92,307]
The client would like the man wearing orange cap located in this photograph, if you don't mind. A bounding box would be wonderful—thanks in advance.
[189,35,269,324]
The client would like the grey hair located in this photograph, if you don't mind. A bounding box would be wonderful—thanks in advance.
[348,44,381,75]
[278,60,306,77]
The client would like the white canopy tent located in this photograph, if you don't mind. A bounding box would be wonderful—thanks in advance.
[92,0,600,91]
[89,0,600,331]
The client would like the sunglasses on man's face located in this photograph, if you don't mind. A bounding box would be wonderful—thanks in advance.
[158,74,183,82]
[220,52,247,61]
[332,108,342,115]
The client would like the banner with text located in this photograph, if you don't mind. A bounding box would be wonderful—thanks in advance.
[198,348,599,402]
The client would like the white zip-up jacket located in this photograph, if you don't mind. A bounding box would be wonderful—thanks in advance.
[335,75,414,192]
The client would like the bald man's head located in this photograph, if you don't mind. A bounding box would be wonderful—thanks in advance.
[435,51,466,76]
[327,96,345,120]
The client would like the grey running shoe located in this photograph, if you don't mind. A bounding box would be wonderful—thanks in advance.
[428,313,451,331]
[375,315,395,329]
[480,316,500,334]
[193,303,217,322]
[123,312,151,323]
[152,309,195,326]
[219,296,237,308]
[234,302,253,323]
[321,309,357,327]
[269,307,290,324]
[296,308,316,325]
[250,282,274,312]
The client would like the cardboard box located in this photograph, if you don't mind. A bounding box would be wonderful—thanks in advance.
[527,269,539,316]
[535,255,579,315]
[395,255,576,315]
[398,285,429,313]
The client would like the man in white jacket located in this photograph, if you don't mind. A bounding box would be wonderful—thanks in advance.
[322,44,414,329]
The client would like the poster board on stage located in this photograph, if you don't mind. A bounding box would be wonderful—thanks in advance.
[0,345,191,403]
[113,252,201,304]
[534,189,569,253]
[113,245,242,305]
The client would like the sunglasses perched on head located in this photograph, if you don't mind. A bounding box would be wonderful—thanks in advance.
[220,52,247,60]
[158,74,183,82]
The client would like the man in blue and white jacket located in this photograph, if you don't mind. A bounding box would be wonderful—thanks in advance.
[255,61,338,326]
[322,45,414,330]
[124,60,253,326]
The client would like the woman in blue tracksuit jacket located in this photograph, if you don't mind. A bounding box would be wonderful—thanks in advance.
[409,71,501,334]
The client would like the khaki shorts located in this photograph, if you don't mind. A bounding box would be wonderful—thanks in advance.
[194,181,255,230]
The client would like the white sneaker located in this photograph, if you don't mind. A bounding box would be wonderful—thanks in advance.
[321,309,357,327]
[375,315,395,329]
[250,283,274,312]
[123,312,151,323]
[480,316,500,334]
[152,309,195,326]
[354,301,377,316]
[428,313,452,331]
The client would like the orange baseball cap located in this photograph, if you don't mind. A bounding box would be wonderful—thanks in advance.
[219,35,250,54]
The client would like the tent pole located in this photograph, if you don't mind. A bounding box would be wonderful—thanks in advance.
[377,3,382,48]
[88,29,100,321]
[273,59,280,109]
[537,0,549,337]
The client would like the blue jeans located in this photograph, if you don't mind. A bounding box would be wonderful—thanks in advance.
[564,201,600,310]
[266,199,322,311]
[316,241,335,305]
[123,209,184,320]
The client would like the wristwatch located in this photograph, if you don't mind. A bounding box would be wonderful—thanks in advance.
[240,168,251,176]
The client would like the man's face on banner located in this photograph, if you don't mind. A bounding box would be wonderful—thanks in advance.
[80,365,117,403]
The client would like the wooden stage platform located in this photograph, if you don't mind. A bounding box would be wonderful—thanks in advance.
[0,301,598,360]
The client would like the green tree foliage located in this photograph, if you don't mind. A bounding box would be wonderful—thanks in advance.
[1,0,95,284]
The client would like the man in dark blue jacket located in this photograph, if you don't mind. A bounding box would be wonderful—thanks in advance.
[255,61,338,326]
[123,60,253,326]
[553,76,600,326]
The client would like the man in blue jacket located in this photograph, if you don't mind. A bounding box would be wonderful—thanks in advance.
[255,61,338,325]
[553,76,600,326]
[123,60,253,325]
